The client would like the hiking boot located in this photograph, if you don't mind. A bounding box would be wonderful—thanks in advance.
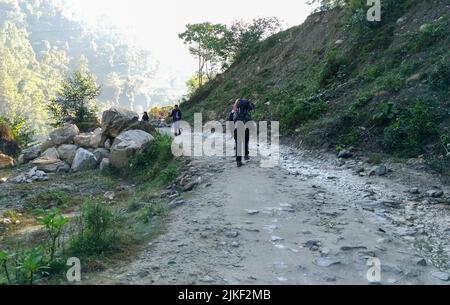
[237,161,243,168]
[244,155,250,161]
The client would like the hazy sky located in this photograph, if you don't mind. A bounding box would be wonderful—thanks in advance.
[68,0,317,84]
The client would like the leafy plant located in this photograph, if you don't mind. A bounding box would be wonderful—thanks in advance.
[139,202,169,224]
[372,101,399,125]
[383,101,439,157]
[16,247,48,285]
[36,209,68,262]
[70,200,127,257]
[0,251,13,285]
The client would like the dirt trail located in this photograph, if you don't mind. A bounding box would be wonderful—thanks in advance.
[86,138,450,285]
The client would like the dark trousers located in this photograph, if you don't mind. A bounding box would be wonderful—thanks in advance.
[234,128,250,163]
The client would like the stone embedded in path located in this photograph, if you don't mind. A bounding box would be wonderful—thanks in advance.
[271,236,284,242]
[408,188,420,194]
[340,245,368,251]
[431,271,450,282]
[225,231,239,238]
[369,165,388,176]
[246,209,260,215]
[412,257,427,266]
[338,150,353,159]
[182,181,198,192]
[313,257,341,268]
[426,190,444,198]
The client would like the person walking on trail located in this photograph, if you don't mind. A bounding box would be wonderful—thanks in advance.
[142,111,150,122]
[233,98,255,168]
[170,105,182,136]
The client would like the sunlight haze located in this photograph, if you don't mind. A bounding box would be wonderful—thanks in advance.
[68,0,317,93]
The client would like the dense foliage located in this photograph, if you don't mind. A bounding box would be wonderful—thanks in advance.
[0,0,157,136]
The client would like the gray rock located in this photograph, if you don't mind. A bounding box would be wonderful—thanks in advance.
[182,181,198,192]
[426,190,444,198]
[225,231,239,238]
[412,257,427,266]
[369,165,388,176]
[72,148,98,172]
[101,108,139,138]
[409,188,420,194]
[21,146,42,161]
[246,209,260,215]
[340,246,368,251]
[31,157,69,173]
[431,271,450,282]
[313,257,341,268]
[49,123,79,145]
[57,144,78,164]
[41,147,60,159]
[338,150,353,159]
[110,130,154,168]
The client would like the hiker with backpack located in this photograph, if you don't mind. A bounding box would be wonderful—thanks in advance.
[142,111,150,122]
[170,105,182,136]
[233,98,255,167]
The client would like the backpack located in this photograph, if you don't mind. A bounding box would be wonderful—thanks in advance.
[234,99,253,123]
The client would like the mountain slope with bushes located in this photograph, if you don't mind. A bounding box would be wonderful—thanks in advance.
[181,0,450,174]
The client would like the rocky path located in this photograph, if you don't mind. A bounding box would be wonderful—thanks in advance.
[86,139,450,285]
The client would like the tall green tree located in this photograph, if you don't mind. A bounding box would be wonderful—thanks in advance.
[48,70,101,128]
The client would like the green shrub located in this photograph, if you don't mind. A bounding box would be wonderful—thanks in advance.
[372,101,399,125]
[127,133,174,179]
[383,101,439,157]
[428,55,450,91]
[138,202,169,224]
[319,51,349,87]
[30,190,69,210]
[70,200,130,257]
[285,98,328,128]
[408,22,447,52]
[35,209,68,262]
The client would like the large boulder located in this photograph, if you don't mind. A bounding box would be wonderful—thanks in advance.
[31,157,70,173]
[74,128,103,148]
[110,130,154,168]
[21,146,42,162]
[74,133,93,148]
[90,128,103,148]
[40,138,54,151]
[123,121,157,136]
[49,124,80,145]
[41,147,60,159]
[57,144,78,164]
[72,148,98,172]
[0,153,16,169]
[101,108,139,139]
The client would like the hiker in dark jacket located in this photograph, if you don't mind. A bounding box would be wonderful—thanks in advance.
[142,112,150,122]
[233,99,255,167]
[170,105,182,136]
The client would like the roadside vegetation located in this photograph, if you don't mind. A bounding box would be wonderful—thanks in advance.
[180,0,450,175]
[0,132,184,285]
